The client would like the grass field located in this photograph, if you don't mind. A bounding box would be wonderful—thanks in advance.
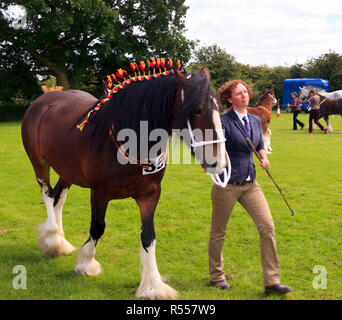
[0,112,342,300]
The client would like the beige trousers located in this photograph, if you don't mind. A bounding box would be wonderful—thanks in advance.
[208,181,280,287]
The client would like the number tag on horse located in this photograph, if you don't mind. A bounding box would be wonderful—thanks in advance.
[142,153,166,175]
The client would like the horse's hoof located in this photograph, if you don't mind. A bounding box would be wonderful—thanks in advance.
[38,223,75,257]
[62,239,77,255]
[74,257,102,276]
[136,280,178,300]
[75,249,102,276]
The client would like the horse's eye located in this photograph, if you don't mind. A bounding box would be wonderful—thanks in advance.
[194,108,202,116]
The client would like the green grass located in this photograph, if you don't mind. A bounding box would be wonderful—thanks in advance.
[0,112,342,300]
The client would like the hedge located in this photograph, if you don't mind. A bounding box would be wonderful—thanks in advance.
[0,102,30,121]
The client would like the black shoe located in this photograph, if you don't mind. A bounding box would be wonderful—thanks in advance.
[210,279,231,290]
[265,283,293,295]
[301,125,304,130]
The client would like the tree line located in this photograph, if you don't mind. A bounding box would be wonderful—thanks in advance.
[1,1,341,110]
[189,45,342,106]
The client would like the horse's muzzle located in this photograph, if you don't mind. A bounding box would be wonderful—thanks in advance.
[207,152,231,187]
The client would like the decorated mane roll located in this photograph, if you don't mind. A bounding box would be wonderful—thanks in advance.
[77,58,185,131]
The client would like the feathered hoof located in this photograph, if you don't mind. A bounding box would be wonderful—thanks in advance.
[136,280,178,300]
[37,223,76,257]
[74,242,102,276]
[74,257,102,276]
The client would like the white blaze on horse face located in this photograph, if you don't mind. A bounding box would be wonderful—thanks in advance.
[212,102,227,171]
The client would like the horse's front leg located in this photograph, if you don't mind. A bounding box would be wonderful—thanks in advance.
[135,188,178,300]
[75,189,108,276]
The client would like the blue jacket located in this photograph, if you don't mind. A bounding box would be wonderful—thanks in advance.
[221,110,264,182]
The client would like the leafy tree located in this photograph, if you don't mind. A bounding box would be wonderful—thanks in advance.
[0,40,41,100]
[304,51,342,91]
[289,63,304,79]
[0,0,194,94]
[191,44,238,90]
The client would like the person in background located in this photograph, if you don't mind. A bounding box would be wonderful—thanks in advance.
[208,79,293,295]
[308,89,327,134]
[287,92,304,130]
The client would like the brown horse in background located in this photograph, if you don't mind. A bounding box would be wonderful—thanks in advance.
[247,88,277,154]
[226,88,276,153]
[319,98,342,133]
[21,65,228,300]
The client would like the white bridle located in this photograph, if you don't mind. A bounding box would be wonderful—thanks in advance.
[269,93,277,105]
[182,88,231,187]
[186,119,226,148]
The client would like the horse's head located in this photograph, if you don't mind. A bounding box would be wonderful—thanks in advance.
[266,88,277,106]
[257,88,277,109]
[299,86,312,101]
[173,67,228,177]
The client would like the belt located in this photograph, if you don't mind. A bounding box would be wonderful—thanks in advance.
[228,180,255,186]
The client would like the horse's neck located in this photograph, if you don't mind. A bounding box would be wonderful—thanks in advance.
[257,101,272,113]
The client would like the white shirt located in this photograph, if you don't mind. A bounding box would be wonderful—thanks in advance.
[233,109,249,127]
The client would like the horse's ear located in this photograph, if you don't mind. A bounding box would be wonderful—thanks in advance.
[199,66,210,81]
[174,69,187,85]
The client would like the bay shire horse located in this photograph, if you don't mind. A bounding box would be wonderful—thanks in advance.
[21,64,228,300]
[319,98,342,133]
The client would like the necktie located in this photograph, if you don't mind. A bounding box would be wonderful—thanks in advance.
[243,116,251,139]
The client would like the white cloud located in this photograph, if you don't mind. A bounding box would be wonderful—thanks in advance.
[184,0,342,66]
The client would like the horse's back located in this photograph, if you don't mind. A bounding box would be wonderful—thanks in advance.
[22,90,98,162]
[324,90,342,100]
[23,90,96,121]
[23,89,96,131]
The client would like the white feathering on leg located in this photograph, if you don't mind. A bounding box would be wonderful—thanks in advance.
[75,237,102,276]
[38,186,64,257]
[53,188,76,255]
[136,240,178,300]
[38,186,76,256]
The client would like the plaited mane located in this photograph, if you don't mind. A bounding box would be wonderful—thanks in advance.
[77,58,185,131]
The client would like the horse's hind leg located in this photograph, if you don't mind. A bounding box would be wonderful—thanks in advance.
[135,189,178,300]
[74,189,107,276]
[52,178,76,254]
[324,115,333,132]
[37,173,75,257]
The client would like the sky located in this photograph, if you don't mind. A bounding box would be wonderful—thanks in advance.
[184,0,342,67]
